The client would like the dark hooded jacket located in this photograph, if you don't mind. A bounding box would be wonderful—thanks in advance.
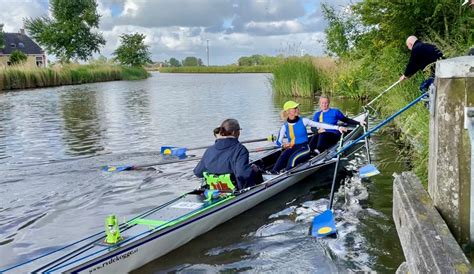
[404,40,443,77]
[193,137,256,190]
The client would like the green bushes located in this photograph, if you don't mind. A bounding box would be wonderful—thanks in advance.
[271,57,320,98]
[0,64,148,90]
[158,65,272,73]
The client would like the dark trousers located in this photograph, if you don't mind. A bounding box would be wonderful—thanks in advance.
[272,143,311,172]
[309,132,340,153]
[419,76,434,93]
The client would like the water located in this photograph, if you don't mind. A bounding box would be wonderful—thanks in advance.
[0,73,404,272]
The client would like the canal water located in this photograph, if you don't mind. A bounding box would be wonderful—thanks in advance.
[0,73,404,272]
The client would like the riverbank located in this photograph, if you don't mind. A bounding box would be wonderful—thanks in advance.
[0,64,149,91]
[154,65,272,73]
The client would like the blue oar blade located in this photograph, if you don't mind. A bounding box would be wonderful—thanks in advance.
[311,210,337,238]
[359,164,380,178]
[160,146,187,158]
[102,165,133,172]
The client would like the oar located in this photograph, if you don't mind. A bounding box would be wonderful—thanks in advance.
[311,133,344,238]
[102,146,280,172]
[358,120,380,178]
[365,79,402,110]
[334,92,426,158]
[160,135,276,157]
[311,92,426,238]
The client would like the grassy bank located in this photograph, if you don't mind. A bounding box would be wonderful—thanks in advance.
[0,64,149,91]
[157,65,272,73]
[271,57,321,98]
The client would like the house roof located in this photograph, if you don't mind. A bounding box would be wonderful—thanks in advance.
[1,32,43,55]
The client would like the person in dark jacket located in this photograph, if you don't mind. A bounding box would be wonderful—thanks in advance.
[193,119,262,191]
[309,96,364,154]
[399,36,444,92]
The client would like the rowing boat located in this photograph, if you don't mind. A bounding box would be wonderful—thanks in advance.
[6,113,367,273]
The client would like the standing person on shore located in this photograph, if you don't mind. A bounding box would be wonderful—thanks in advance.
[194,119,262,191]
[271,101,346,174]
[399,36,444,93]
[309,96,364,155]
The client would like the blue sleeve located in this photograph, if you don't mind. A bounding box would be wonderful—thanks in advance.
[193,150,207,177]
[335,109,345,120]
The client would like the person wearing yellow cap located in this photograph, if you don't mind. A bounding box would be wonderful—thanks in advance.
[270,100,347,173]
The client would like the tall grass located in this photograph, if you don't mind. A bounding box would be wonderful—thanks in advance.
[158,65,272,73]
[271,57,319,98]
[0,64,148,91]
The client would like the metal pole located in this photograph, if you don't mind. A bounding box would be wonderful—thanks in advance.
[206,39,209,66]
[366,79,402,108]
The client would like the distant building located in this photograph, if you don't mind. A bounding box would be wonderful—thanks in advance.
[0,29,46,67]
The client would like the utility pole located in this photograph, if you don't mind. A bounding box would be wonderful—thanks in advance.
[206,39,210,66]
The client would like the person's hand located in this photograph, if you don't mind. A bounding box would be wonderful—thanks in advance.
[338,126,347,133]
[282,143,292,149]
[399,75,408,82]
[317,128,326,134]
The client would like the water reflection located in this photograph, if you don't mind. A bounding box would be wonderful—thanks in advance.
[60,87,104,156]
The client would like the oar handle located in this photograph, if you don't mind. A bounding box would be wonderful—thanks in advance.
[185,136,275,151]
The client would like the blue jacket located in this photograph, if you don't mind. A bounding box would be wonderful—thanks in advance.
[313,108,359,134]
[193,138,255,190]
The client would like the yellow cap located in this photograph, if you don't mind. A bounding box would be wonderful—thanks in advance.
[283,100,299,111]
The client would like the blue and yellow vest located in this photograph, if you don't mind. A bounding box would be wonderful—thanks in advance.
[313,108,342,134]
[284,118,308,147]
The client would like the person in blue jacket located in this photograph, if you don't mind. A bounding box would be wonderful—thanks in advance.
[193,118,262,191]
[271,100,346,173]
[309,96,364,154]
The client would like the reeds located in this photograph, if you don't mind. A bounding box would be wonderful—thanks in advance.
[271,57,319,98]
[0,64,148,91]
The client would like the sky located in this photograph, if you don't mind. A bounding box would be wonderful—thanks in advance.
[0,0,354,65]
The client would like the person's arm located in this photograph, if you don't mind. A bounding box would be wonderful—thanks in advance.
[303,117,339,130]
[336,110,360,125]
[232,146,254,190]
[193,151,207,177]
[403,49,421,79]
[275,125,286,147]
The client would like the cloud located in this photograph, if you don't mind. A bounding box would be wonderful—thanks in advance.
[0,0,47,32]
[100,0,234,30]
[0,0,357,64]
[243,20,305,36]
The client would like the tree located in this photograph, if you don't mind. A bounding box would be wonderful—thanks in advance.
[9,50,28,65]
[113,33,152,67]
[321,4,361,57]
[351,0,473,56]
[0,24,4,49]
[169,57,181,67]
[182,56,202,66]
[24,0,105,63]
